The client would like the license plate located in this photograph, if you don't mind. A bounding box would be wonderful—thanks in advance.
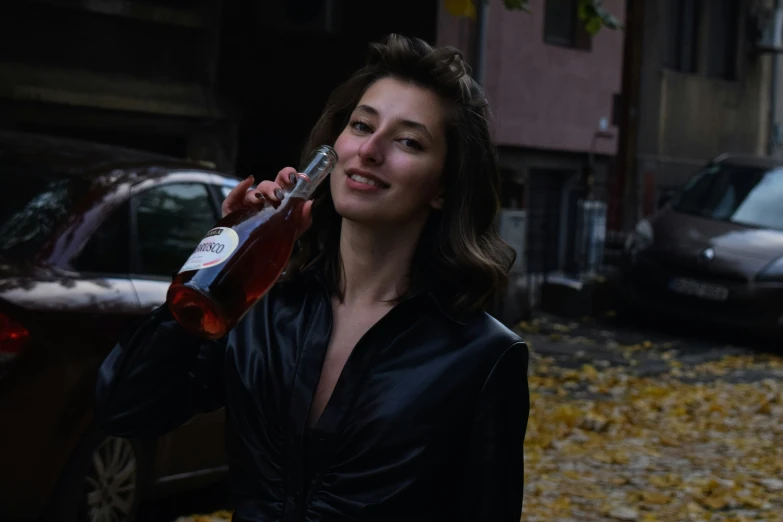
[668,277,729,301]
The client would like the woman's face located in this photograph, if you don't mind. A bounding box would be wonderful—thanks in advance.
[330,77,448,227]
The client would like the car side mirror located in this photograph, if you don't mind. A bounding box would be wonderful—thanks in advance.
[658,190,675,209]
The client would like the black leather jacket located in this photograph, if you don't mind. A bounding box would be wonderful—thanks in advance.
[94,271,529,522]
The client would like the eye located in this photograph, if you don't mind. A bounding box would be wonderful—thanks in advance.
[350,120,372,133]
[400,138,424,151]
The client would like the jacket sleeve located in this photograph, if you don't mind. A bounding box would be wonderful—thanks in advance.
[93,304,228,440]
[461,341,530,522]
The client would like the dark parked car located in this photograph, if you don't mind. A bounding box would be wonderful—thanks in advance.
[0,131,240,521]
[620,153,783,337]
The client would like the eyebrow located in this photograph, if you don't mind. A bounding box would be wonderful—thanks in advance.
[354,104,433,141]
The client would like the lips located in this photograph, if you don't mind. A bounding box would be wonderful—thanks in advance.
[345,168,390,189]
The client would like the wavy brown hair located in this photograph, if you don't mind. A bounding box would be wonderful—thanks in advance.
[286,33,515,315]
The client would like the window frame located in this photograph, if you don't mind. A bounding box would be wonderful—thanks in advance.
[543,0,592,51]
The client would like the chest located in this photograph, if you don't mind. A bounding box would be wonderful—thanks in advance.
[308,303,392,426]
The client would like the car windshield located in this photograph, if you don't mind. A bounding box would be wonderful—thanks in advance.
[0,168,89,262]
[672,163,783,230]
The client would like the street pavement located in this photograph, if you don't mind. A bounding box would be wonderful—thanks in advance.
[154,312,783,522]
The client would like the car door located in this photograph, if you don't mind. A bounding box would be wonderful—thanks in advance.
[128,176,228,480]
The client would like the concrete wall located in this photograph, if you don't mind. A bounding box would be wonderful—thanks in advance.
[437,0,625,156]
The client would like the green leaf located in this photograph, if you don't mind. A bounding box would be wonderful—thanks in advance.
[578,0,624,32]
[577,1,590,21]
[585,17,603,35]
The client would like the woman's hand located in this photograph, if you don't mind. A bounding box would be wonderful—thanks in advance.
[221,167,314,238]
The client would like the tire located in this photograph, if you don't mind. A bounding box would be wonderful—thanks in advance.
[44,426,151,522]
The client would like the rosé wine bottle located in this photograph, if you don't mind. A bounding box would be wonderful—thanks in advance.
[167,145,337,339]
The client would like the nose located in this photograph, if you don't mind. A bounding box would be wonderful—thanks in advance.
[357,134,384,165]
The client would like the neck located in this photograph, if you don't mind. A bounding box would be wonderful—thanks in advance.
[336,218,428,306]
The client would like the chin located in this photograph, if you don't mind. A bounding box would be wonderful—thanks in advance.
[332,189,379,219]
[333,201,382,223]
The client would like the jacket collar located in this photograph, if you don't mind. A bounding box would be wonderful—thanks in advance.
[297,267,467,327]
[423,291,467,326]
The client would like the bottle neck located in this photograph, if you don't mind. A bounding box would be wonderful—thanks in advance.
[289,175,317,200]
[287,145,337,201]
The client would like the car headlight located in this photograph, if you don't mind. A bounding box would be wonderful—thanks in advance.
[757,256,783,282]
[624,218,654,255]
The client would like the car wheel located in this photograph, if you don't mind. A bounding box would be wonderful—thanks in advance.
[45,426,151,522]
[80,435,145,522]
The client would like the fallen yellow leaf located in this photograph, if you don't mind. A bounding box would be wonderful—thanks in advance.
[699,495,730,510]
[642,490,670,505]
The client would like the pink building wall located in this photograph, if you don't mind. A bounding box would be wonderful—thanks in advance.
[437,0,625,156]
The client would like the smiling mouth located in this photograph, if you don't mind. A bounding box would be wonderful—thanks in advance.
[347,172,390,188]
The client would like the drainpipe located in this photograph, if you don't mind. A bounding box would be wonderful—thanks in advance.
[474,0,488,85]
[770,0,782,156]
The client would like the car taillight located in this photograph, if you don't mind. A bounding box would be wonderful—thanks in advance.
[0,312,29,363]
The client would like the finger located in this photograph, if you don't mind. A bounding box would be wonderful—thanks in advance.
[275,167,298,189]
[256,181,285,207]
[242,189,266,208]
[222,175,256,216]
[224,175,255,206]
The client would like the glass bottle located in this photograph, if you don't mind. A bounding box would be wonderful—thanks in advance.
[167,145,337,339]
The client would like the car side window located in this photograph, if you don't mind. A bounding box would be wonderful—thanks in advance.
[74,201,131,274]
[133,183,216,277]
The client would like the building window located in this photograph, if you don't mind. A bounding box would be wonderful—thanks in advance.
[706,0,740,80]
[544,0,592,50]
[665,0,701,74]
[665,0,740,80]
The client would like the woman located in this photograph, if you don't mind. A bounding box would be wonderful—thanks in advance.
[95,34,529,522]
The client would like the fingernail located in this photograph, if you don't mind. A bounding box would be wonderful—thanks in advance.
[274,188,284,200]
[289,173,297,184]
[246,175,254,182]
[255,192,264,200]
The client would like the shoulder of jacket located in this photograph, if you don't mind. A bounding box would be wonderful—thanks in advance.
[457,312,527,356]
[462,311,522,341]
[451,313,529,400]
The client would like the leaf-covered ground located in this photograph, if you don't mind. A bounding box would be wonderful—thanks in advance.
[175,316,783,522]
[520,317,783,522]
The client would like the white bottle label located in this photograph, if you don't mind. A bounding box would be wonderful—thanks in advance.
[178,227,240,273]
